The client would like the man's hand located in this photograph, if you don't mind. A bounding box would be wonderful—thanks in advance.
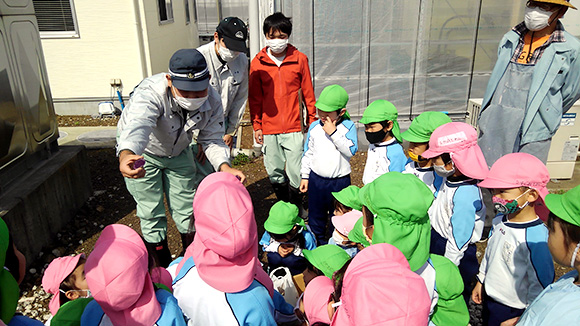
[219,163,246,183]
[223,134,234,149]
[471,281,483,305]
[119,150,145,179]
[254,129,263,145]
[322,116,337,135]
[299,179,308,193]
[196,143,207,164]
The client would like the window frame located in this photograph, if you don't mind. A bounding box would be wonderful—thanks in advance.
[33,0,80,39]
[158,0,175,25]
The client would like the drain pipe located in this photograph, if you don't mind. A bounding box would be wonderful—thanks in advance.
[133,0,149,79]
[249,0,260,60]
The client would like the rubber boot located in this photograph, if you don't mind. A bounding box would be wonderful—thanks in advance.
[289,185,308,221]
[180,232,194,256]
[145,239,172,268]
[271,181,290,202]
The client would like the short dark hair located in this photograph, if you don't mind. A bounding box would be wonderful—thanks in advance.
[547,212,580,249]
[263,12,292,37]
[333,198,353,214]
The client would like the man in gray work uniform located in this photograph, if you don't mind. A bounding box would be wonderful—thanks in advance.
[116,48,245,266]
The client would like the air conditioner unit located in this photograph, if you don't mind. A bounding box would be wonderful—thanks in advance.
[467,98,580,180]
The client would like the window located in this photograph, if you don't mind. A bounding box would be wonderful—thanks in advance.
[32,0,79,38]
[158,0,174,24]
[185,0,190,24]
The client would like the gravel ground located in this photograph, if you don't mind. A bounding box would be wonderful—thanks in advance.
[16,115,571,325]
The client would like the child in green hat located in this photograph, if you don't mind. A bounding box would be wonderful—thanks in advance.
[515,184,580,326]
[302,245,351,285]
[358,172,469,326]
[300,84,358,245]
[328,185,363,257]
[401,111,452,195]
[260,201,317,275]
[360,99,406,184]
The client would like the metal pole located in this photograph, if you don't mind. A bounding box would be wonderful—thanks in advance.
[249,0,260,60]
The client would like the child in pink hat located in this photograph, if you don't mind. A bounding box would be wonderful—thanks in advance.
[330,243,430,326]
[421,122,488,302]
[328,185,362,257]
[81,224,186,326]
[472,153,554,326]
[172,172,296,325]
[303,276,335,325]
[42,254,90,316]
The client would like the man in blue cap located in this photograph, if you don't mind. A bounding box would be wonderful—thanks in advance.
[117,48,245,267]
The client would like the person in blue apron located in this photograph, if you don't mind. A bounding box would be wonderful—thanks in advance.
[478,0,580,166]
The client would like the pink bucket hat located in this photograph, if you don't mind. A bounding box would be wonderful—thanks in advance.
[182,172,273,295]
[304,276,334,325]
[331,243,430,326]
[479,152,550,220]
[85,224,161,326]
[421,122,488,180]
[150,267,173,291]
[42,254,84,315]
[331,210,362,237]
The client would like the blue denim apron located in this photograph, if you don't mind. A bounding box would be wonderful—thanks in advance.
[478,61,534,166]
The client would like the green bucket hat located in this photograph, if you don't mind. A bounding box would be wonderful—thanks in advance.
[347,217,371,247]
[303,245,351,278]
[401,111,452,143]
[545,184,580,226]
[359,99,402,143]
[359,172,434,271]
[0,219,19,323]
[264,201,306,235]
[331,185,362,211]
[315,84,350,119]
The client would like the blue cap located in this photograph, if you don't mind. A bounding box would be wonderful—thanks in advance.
[168,49,210,91]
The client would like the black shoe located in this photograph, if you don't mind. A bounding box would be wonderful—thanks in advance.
[272,181,290,202]
[145,239,172,268]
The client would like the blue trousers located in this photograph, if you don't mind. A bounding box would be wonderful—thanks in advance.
[267,252,308,276]
[482,290,525,326]
[308,172,351,245]
[430,228,479,303]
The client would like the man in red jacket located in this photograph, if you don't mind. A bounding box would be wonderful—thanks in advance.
[249,12,316,207]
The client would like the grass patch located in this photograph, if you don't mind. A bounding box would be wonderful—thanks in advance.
[232,152,251,167]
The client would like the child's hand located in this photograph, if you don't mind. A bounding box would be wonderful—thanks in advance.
[299,179,308,193]
[322,116,337,135]
[471,281,483,304]
[278,243,295,257]
[500,317,519,326]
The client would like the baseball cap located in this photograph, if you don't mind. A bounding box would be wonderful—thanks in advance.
[532,0,576,10]
[331,185,362,211]
[42,254,85,315]
[330,243,430,326]
[315,85,350,119]
[359,100,402,143]
[401,111,452,143]
[168,49,210,91]
[85,224,161,326]
[421,122,488,180]
[545,184,580,227]
[217,17,248,52]
[303,245,351,278]
[264,201,306,235]
[479,153,550,220]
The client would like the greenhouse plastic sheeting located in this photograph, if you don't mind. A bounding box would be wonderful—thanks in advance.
[279,0,580,119]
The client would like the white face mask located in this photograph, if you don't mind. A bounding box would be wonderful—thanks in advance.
[173,87,208,111]
[524,6,555,31]
[332,230,347,246]
[218,43,239,62]
[266,38,288,54]
[433,161,455,178]
[61,289,92,298]
[571,242,580,267]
